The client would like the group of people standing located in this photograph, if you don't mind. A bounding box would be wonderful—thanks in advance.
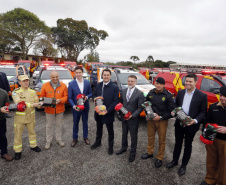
[0,67,226,185]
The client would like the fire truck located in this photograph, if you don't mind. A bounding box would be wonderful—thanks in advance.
[155,63,226,108]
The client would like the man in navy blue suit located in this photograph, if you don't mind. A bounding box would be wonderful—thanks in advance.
[91,69,119,155]
[68,66,92,147]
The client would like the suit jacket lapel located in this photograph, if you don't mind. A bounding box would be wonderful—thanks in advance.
[74,80,81,94]
[180,89,186,107]
[128,88,137,103]
[189,89,197,114]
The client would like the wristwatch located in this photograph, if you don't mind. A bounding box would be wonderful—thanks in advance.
[160,116,163,120]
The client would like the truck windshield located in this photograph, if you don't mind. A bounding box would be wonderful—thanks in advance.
[41,70,72,80]
[118,73,150,85]
[0,68,16,76]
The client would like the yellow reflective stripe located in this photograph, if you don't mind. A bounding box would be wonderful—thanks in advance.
[26,103,31,108]
[30,140,36,144]
[31,110,35,114]
[16,112,26,115]
[13,145,22,149]
[14,123,16,127]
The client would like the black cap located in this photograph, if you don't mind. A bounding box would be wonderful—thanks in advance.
[220,86,226,97]
[155,77,165,84]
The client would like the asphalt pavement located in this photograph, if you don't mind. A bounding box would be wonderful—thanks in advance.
[0,88,207,185]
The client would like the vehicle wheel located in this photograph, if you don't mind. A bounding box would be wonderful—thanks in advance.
[116,111,122,121]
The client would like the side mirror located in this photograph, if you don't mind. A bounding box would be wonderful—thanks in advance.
[213,89,220,94]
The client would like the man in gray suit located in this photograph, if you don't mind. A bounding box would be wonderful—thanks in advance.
[116,75,144,162]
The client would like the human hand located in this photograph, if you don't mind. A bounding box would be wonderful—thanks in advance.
[152,113,160,121]
[56,99,61,104]
[217,126,226,134]
[1,106,9,114]
[124,115,132,120]
[187,119,196,126]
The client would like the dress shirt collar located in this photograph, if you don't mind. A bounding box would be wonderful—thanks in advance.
[185,88,196,95]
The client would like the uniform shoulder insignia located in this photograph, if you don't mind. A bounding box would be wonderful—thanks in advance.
[28,88,35,92]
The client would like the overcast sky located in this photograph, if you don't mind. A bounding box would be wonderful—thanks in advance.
[1,0,226,65]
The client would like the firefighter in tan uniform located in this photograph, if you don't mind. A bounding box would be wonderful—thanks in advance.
[12,75,42,160]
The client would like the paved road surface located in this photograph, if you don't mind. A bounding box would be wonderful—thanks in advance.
[0,100,206,185]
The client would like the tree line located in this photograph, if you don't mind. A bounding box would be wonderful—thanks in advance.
[0,8,108,62]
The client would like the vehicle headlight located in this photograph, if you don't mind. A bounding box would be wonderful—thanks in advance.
[9,81,14,85]
[34,87,41,92]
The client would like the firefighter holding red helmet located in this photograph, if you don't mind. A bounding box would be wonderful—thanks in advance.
[12,75,42,160]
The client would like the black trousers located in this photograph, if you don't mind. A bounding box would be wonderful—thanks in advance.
[121,121,138,156]
[0,118,8,155]
[95,121,114,149]
[173,125,197,166]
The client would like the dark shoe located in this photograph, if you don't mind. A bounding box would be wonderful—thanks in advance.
[116,148,127,155]
[141,153,153,159]
[200,181,210,185]
[166,160,178,169]
[14,152,22,160]
[71,139,78,147]
[155,159,162,168]
[31,146,41,152]
[90,143,101,150]
[178,165,186,176]
[108,148,113,155]
[129,155,136,162]
[84,138,90,145]
[1,153,13,161]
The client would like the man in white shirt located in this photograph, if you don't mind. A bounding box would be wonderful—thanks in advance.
[68,66,92,147]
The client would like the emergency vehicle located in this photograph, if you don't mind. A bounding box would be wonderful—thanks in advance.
[34,65,73,100]
[0,64,27,92]
[18,60,38,76]
[155,63,226,108]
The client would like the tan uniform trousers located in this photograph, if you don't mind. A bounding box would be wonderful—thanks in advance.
[14,114,37,153]
[46,112,64,143]
[147,119,168,160]
[205,138,226,185]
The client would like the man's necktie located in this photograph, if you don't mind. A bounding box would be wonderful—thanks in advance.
[127,88,131,102]
[101,84,105,97]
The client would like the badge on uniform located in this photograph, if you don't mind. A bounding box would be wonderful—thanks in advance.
[149,96,152,99]
[162,97,165,101]
[57,91,60,93]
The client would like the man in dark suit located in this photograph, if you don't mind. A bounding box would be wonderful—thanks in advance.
[116,75,144,162]
[0,72,11,94]
[68,66,92,147]
[0,72,11,118]
[91,69,119,155]
[166,73,207,176]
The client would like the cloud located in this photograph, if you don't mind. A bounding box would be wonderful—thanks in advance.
[1,0,226,65]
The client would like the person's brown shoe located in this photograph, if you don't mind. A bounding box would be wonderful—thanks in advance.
[1,153,13,161]
[71,139,78,147]
[84,138,90,145]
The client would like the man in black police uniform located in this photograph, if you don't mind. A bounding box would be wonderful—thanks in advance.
[141,77,175,168]
[200,86,226,185]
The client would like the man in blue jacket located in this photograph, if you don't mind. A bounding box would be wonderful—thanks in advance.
[91,69,119,155]
[68,66,92,147]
